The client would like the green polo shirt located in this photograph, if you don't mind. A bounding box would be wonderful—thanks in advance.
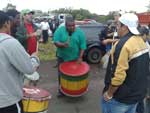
[53,26,86,61]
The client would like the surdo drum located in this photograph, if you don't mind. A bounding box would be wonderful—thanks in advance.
[59,61,90,97]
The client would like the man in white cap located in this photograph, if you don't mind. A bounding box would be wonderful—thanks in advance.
[101,13,150,113]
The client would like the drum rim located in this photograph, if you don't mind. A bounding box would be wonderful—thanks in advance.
[59,61,90,76]
[23,86,51,100]
[23,95,51,100]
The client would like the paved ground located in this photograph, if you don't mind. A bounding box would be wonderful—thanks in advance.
[36,60,106,113]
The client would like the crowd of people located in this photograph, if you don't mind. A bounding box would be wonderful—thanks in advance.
[0,8,150,113]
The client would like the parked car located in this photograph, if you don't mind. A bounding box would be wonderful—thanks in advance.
[78,23,106,63]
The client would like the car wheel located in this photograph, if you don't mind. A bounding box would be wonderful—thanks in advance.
[87,47,102,64]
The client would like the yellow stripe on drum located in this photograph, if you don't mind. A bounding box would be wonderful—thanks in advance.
[22,99,49,112]
[60,77,89,90]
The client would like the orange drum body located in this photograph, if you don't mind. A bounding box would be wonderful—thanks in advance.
[59,61,90,97]
[22,86,51,113]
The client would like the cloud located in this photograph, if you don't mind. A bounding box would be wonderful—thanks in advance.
[0,0,149,14]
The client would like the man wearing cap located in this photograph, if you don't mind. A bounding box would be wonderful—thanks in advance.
[16,9,40,55]
[101,13,150,113]
[53,14,86,97]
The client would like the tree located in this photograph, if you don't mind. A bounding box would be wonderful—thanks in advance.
[147,1,150,12]
[3,3,16,11]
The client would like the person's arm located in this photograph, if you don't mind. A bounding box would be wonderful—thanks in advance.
[15,25,28,43]
[54,42,68,48]
[102,39,119,45]
[103,45,129,101]
[77,50,84,64]
[53,26,69,48]
[6,38,39,74]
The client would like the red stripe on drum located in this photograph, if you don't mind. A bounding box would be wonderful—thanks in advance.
[60,86,88,97]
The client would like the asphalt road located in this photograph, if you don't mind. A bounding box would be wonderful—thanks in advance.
[35,60,106,113]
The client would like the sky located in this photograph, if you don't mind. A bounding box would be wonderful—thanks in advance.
[0,0,149,15]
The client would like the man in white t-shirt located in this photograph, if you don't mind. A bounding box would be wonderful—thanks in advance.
[40,18,50,43]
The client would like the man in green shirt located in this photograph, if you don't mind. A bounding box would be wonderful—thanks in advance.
[53,15,86,97]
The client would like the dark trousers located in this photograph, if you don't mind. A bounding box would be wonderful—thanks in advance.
[57,57,64,92]
[145,98,150,113]
[0,100,24,113]
[42,30,48,43]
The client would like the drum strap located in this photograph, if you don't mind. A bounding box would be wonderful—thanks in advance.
[16,102,21,113]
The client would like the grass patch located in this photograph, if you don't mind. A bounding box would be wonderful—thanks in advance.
[38,38,56,61]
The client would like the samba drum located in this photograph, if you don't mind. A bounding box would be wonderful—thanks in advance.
[22,86,51,113]
[59,61,90,97]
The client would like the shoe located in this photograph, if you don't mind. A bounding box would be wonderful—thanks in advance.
[57,91,65,98]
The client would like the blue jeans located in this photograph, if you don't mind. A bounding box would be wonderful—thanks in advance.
[136,100,144,113]
[101,97,137,113]
[145,98,150,113]
[57,57,64,92]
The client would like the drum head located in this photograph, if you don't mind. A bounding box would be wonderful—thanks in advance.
[23,86,51,100]
[59,61,90,76]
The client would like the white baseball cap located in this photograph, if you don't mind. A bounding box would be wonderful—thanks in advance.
[119,13,140,35]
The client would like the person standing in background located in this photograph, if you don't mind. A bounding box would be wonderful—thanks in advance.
[5,9,20,38]
[40,18,50,43]
[17,9,41,55]
[136,26,150,113]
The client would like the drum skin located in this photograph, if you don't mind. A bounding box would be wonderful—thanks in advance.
[59,61,90,97]
[22,86,51,112]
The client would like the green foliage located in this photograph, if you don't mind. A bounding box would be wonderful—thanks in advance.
[51,8,113,23]
[38,38,56,61]
[147,1,150,12]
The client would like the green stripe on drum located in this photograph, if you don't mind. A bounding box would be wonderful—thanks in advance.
[61,74,88,81]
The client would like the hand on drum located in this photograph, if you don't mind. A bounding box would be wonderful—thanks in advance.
[76,58,82,64]
[31,51,38,57]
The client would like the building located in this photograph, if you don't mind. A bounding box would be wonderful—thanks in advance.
[136,12,150,26]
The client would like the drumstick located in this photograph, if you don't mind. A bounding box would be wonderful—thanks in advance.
[111,29,116,47]
[36,41,39,54]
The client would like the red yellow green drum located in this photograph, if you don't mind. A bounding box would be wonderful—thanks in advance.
[22,86,51,112]
[59,61,90,97]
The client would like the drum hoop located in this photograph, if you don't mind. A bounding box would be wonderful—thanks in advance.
[60,87,88,97]
[60,62,90,76]
[23,95,51,101]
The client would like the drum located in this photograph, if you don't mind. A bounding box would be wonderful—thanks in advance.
[22,86,51,113]
[59,61,90,97]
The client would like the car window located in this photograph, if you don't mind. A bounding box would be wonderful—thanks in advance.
[79,24,105,42]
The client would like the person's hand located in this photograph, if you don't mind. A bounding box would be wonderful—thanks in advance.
[112,39,119,43]
[146,95,150,99]
[31,51,38,57]
[103,91,113,101]
[36,29,42,36]
[102,39,110,45]
[28,32,37,37]
[63,42,69,48]
[76,57,82,64]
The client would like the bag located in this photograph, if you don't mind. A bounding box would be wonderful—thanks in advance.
[100,51,110,69]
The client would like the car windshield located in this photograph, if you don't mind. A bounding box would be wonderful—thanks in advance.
[78,24,105,42]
